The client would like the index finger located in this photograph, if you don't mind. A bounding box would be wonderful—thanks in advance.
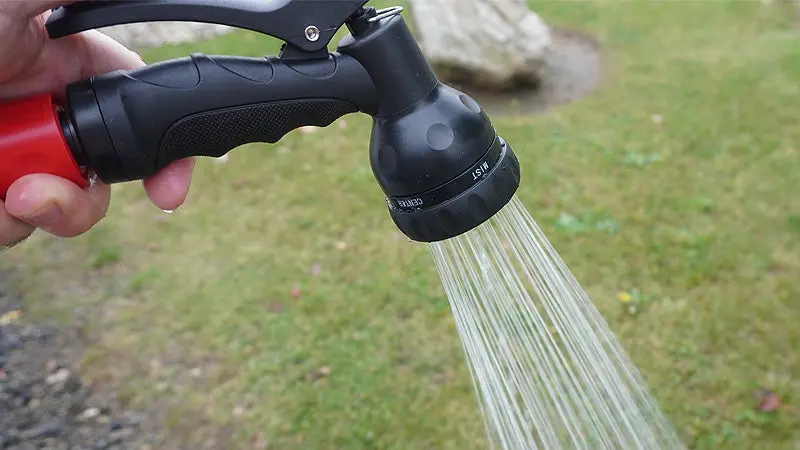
[0,1,80,19]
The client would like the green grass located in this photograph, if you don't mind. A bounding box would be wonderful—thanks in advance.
[3,1,800,448]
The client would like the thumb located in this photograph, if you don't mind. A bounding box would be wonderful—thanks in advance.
[0,23,146,100]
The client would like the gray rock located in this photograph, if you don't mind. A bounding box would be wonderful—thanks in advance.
[46,369,71,386]
[409,0,552,90]
[1,332,23,351]
[20,420,65,439]
[108,428,135,444]
[77,407,101,421]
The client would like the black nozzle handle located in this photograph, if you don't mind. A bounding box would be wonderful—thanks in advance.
[64,53,378,183]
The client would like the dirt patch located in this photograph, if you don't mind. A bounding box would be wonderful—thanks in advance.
[447,27,603,117]
[0,268,231,450]
[0,276,148,450]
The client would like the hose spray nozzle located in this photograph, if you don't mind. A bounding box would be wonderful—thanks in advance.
[369,85,521,243]
[0,1,520,242]
[340,10,521,242]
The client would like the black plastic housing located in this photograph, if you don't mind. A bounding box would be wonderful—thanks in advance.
[388,137,520,242]
[365,83,496,197]
[339,14,521,242]
[338,13,438,118]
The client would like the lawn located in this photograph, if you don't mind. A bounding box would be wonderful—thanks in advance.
[3,1,799,448]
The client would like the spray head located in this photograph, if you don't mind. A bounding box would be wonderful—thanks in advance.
[340,7,521,243]
[370,87,521,243]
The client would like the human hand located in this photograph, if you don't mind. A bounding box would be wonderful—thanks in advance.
[0,1,194,248]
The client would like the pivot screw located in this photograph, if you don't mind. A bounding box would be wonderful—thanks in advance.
[304,25,320,42]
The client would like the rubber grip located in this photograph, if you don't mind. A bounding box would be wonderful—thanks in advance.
[66,53,377,184]
[159,99,357,163]
[0,94,87,200]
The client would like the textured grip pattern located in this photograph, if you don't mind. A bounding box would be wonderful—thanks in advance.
[157,99,357,169]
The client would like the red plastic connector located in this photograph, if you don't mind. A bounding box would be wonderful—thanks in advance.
[0,93,88,200]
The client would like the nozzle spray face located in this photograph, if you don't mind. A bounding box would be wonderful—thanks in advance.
[369,84,521,242]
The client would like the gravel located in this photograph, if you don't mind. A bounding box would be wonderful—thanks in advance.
[0,277,154,450]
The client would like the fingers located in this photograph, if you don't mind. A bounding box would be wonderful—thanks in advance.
[35,29,146,101]
[0,5,194,240]
[70,34,197,212]
[1,159,195,241]
[74,30,145,77]
[0,7,145,100]
[0,1,79,19]
[143,158,196,212]
[0,204,34,248]
[4,174,111,238]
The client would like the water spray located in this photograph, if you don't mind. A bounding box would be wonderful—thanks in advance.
[0,1,683,448]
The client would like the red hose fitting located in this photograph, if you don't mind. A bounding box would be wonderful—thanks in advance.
[0,93,88,200]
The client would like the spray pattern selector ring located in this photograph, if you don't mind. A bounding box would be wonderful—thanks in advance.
[386,136,520,243]
[387,136,507,213]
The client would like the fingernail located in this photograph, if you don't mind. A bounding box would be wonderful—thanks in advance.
[22,203,62,227]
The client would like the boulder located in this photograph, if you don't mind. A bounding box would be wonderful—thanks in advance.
[409,0,552,91]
